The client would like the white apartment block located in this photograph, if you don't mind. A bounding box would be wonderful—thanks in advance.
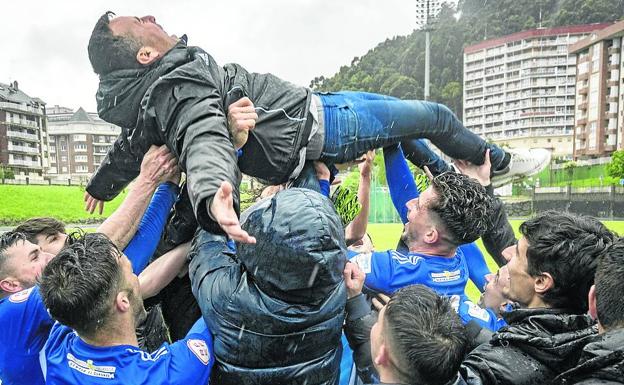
[463,24,611,158]
[569,20,624,159]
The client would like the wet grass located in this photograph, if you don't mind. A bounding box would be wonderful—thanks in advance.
[0,185,127,225]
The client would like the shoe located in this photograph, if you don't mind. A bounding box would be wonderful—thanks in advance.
[491,148,551,188]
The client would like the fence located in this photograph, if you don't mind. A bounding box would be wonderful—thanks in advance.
[1,176,89,186]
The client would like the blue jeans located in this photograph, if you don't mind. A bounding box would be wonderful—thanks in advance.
[316,91,505,169]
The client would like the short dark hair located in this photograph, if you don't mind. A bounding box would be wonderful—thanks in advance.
[595,238,624,330]
[0,231,27,278]
[384,284,467,385]
[429,172,492,245]
[13,217,66,244]
[39,232,124,337]
[520,210,614,313]
[88,11,143,75]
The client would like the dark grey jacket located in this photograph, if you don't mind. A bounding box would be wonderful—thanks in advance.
[87,43,312,233]
[553,328,624,385]
[189,188,347,385]
[461,308,597,385]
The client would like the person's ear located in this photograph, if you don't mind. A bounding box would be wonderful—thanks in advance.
[423,226,439,244]
[115,291,131,313]
[374,343,391,368]
[0,277,22,294]
[588,285,598,321]
[136,46,161,65]
[534,272,554,295]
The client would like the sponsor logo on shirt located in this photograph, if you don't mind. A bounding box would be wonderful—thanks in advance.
[465,301,491,322]
[430,270,461,283]
[67,353,116,379]
[8,287,33,303]
[350,252,372,274]
[187,339,210,365]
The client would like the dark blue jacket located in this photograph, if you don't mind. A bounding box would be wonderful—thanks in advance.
[190,188,347,385]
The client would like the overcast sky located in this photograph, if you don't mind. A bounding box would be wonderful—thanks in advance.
[0,0,430,113]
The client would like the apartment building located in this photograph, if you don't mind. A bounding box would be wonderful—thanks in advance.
[0,81,49,179]
[463,24,610,158]
[569,20,624,159]
[47,107,120,177]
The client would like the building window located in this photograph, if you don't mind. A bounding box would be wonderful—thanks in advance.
[73,134,87,142]
[74,143,87,151]
[75,155,88,163]
[61,155,67,162]
[62,166,67,173]
[76,165,89,173]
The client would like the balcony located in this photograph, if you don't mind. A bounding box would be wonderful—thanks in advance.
[608,80,620,87]
[578,86,588,95]
[578,72,589,81]
[9,158,41,168]
[8,144,39,154]
[0,102,43,115]
[578,102,588,110]
[577,118,587,125]
[5,119,39,129]
[608,47,620,54]
[6,130,39,142]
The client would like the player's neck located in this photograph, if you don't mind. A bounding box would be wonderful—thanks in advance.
[408,241,456,257]
[80,318,139,348]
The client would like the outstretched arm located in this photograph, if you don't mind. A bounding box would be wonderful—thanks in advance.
[124,181,180,274]
[96,145,178,250]
[384,144,419,224]
[345,151,374,245]
[139,242,191,299]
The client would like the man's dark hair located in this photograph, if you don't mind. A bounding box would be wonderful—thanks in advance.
[384,284,467,385]
[520,210,614,313]
[595,238,624,330]
[39,232,124,337]
[88,11,143,75]
[0,231,27,278]
[13,217,65,244]
[429,172,492,245]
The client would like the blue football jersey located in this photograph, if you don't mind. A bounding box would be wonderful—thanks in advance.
[0,287,53,385]
[348,248,470,301]
[44,318,214,384]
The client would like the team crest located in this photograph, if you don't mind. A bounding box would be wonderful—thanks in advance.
[9,287,33,303]
[187,339,210,365]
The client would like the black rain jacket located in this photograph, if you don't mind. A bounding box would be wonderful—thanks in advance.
[461,308,597,385]
[189,188,347,384]
[87,42,311,233]
[553,328,624,385]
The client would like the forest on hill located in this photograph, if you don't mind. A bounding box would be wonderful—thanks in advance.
[310,0,624,116]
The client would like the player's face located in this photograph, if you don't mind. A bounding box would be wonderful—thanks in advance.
[1,240,54,292]
[502,238,536,306]
[35,232,68,256]
[109,15,179,55]
[479,265,509,313]
[119,254,147,326]
[402,187,438,243]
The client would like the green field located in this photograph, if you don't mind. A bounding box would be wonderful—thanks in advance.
[0,185,128,225]
[368,221,624,301]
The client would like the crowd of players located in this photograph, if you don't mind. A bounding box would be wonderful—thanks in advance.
[2,10,624,385]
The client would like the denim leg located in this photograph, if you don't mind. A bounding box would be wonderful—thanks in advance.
[400,138,451,176]
[317,91,506,167]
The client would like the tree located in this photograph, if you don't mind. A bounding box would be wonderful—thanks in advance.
[606,150,624,180]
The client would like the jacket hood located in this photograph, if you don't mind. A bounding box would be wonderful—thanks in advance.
[554,328,624,384]
[95,42,195,129]
[495,308,598,372]
[238,188,347,304]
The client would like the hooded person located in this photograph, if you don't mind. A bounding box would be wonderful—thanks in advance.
[189,187,347,384]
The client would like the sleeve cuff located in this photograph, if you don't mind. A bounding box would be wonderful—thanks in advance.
[346,293,370,321]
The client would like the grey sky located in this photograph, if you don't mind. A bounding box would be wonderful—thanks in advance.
[1,0,424,113]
